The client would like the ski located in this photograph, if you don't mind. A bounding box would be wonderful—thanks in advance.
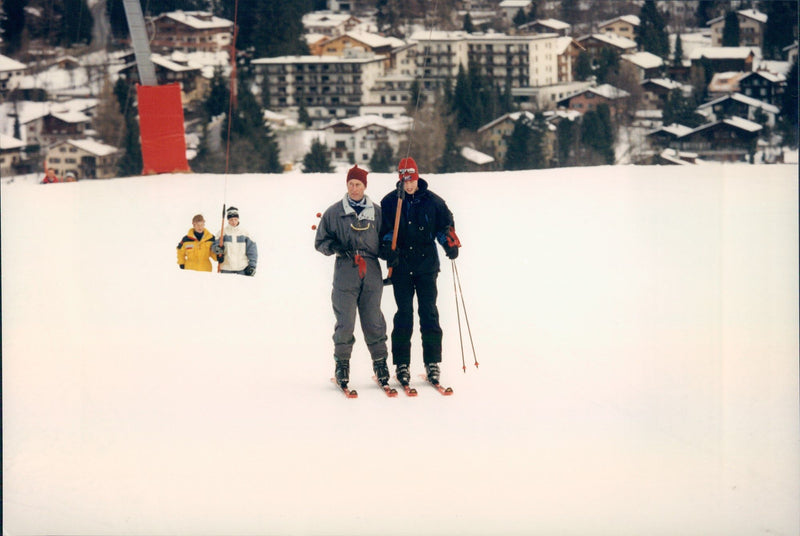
[398,381,418,397]
[373,376,398,397]
[419,374,454,396]
[330,377,358,398]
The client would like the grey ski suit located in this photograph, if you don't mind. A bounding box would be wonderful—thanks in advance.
[315,195,388,363]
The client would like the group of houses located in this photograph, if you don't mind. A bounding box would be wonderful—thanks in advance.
[1,2,797,178]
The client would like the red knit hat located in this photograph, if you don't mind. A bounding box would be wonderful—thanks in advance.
[397,157,419,181]
[347,165,368,187]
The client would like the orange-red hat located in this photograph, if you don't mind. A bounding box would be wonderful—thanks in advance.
[397,157,419,182]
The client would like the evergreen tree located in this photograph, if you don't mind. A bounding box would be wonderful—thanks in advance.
[205,67,230,119]
[298,99,311,127]
[580,105,615,165]
[191,122,225,174]
[777,60,798,148]
[672,33,684,68]
[224,0,311,57]
[463,12,475,33]
[453,64,473,130]
[60,0,93,46]
[762,1,797,60]
[527,112,548,169]
[556,118,577,167]
[513,8,527,27]
[369,141,395,173]
[437,120,464,173]
[504,116,532,170]
[662,88,705,128]
[595,48,620,84]
[1,0,25,54]
[575,51,593,81]
[722,11,740,47]
[117,114,143,177]
[303,138,334,173]
[93,76,126,146]
[636,0,669,59]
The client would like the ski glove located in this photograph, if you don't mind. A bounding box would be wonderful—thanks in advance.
[216,254,225,262]
[179,264,185,269]
[331,241,351,258]
[244,265,256,276]
[379,242,399,267]
[212,243,225,255]
[354,254,367,279]
[444,245,459,259]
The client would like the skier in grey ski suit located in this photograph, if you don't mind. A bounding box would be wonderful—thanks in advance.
[315,165,390,386]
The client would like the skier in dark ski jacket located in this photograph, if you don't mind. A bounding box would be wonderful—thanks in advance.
[380,157,460,385]
[315,165,391,390]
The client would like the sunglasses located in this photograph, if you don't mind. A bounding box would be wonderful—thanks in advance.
[398,168,417,175]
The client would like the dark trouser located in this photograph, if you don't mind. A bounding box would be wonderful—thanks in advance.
[390,270,442,366]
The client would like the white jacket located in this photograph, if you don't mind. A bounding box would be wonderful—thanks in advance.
[220,223,257,271]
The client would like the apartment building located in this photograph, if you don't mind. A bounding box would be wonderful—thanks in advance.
[149,11,233,54]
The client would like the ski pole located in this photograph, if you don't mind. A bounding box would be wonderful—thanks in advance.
[383,183,404,286]
[453,259,479,369]
[451,259,467,372]
[217,203,225,273]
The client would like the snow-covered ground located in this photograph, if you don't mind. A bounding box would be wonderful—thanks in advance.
[2,164,798,536]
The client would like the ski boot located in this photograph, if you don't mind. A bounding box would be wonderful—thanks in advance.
[425,362,441,384]
[395,363,411,386]
[373,358,390,386]
[335,360,350,388]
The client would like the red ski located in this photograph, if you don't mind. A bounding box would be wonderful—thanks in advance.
[419,374,453,396]
[331,377,358,398]
[373,376,398,397]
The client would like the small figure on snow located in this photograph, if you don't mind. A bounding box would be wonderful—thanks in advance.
[219,206,258,276]
[380,157,460,386]
[315,165,392,390]
[176,214,221,272]
[41,168,60,184]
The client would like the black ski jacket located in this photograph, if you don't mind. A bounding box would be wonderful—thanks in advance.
[380,178,455,275]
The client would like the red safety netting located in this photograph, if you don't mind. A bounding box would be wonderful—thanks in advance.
[136,83,191,174]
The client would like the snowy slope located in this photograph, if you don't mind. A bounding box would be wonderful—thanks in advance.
[2,164,798,536]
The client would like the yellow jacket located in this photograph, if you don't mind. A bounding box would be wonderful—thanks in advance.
[177,228,218,272]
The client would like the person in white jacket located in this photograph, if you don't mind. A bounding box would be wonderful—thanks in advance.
[220,206,258,276]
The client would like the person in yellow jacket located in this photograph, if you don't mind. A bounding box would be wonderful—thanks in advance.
[176,214,223,271]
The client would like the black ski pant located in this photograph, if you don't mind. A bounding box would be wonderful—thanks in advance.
[390,270,442,366]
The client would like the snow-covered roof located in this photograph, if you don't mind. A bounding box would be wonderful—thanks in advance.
[0,99,98,129]
[50,110,91,124]
[689,47,756,60]
[302,12,358,28]
[339,31,395,49]
[690,116,762,135]
[659,124,694,137]
[697,93,780,115]
[62,138,118,157]
[588,83,630,99]
[554,36,581,54]
[739,70,786,84]
[477,110,536,132]
[409,30,469,42]
[621,51,664,69]
[460,147,494,165]
[531,18,571,31]
[709,8,767,25]
[599,14,641,28]
[641,78,684,91]
[0,133,24,150]
[160,11,233,30]
[659,148,700,165]
[150,53,202,73]
[0,54,27,72]
[499,0,532,8]
[320,114,413,133]
[578,33,638,50]
[252,54,386,65]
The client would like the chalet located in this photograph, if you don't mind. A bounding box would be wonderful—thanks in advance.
[689,47,756,80]
[40,109,93,147]
[0,54,27,96]
[499,0,533,24]
[0,133,25,177]
[653,117,762,162]
[477,110,556,165]
[0,99,97,148]
[555,37,585,83]
[737,71,785,107]
[707,71,747,98]
[597,15,640,41]
[640,78,690,110]
[646,123,694,149]
[311,31,401,71]
[576,33,638,63]
[556,84,630,117]
[519,18,571,37]
[318,115,411,165]
[620,51,664,81]
[696,93,780,127]
[119,52,206,106]
[46,138,119,180]
[149,11,233,54]
[302,12,362,37]
[708,8,767,48]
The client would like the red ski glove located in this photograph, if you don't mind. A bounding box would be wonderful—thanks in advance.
[354,254,367,279]
[446,226,461,248]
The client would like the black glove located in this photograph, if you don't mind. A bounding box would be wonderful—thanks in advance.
[179,264,185,269]
[216,254,225,262]
[444,245,459,259]
[379,242,399,267]
[244,265,256,276]
[331,241,351,258]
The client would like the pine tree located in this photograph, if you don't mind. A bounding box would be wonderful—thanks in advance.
[369,141,395,173]
[513,8,527,27]
[463,12,475,33]
[763,1,798,60]
[580,105,615,165]
[303,138,334,173]
[437,119,464,173]
[93,76,126,146]
[205,67,230,120]
[1,0,25,54]
[672,33,684,68]
[777,60,798,148]
[662,88,705,128]
[636,0,669,59]
[504,116,532,170]
[722,11,740,47]
[575,51,593,81]
[556,118,577,167]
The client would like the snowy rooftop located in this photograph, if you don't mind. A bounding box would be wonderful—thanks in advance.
[579,33,638,50]
[0,133,24,150]
[531,18,571,30]
[340,31,395,49]
[62,138,119,156]
[460,146,494,165]
[0,53,28,72]
[690,46,757,60]
[158,10,233,30]
[409,30,469,42]
[698,92,780,115]
[320,114,413,133]
[622,51,664,69]
[252,54,386,65]
[599,14,641,27]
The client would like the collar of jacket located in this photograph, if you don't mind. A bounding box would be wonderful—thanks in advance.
[341,194,375,221]
[186,228,214,241]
